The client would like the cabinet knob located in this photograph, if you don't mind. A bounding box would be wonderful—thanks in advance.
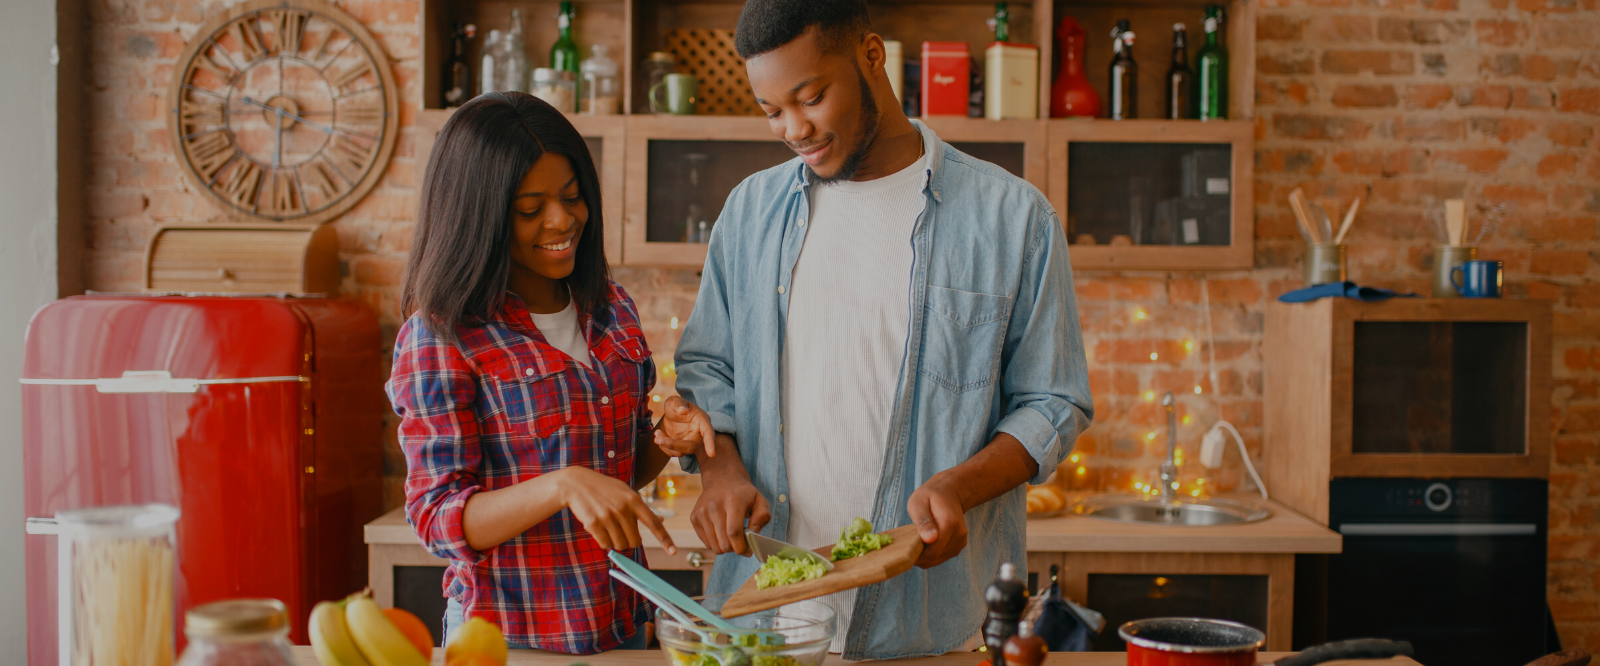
[686,551,704,568]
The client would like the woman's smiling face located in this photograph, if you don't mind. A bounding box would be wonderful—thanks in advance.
[509,152,588,283]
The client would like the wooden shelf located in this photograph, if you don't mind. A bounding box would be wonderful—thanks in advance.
[415,0,1257,269]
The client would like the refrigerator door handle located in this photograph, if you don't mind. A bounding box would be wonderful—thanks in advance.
[25,517,59,535]
[21,370,307,393]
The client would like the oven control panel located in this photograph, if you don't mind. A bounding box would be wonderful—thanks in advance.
[1331,478,1548,520]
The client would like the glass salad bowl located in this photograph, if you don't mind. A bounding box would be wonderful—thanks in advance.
[656,595,836,666]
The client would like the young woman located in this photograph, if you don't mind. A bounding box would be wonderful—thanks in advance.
[388,92,717,654]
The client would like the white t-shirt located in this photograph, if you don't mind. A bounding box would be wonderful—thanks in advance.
[781,144,929,652]
[528,298,592,369]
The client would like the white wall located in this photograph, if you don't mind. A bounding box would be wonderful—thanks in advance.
[0,0,61,657]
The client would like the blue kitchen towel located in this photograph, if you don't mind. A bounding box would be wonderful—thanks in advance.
[1278,281,1418,303]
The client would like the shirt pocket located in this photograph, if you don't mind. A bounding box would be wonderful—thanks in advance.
[919,286,1012,394]
[483,359,573,439]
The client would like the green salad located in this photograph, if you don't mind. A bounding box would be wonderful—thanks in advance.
[829,518,893,561]
[754,554,827,590]
[667,632,799,666]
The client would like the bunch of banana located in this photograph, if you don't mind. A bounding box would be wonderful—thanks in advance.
[310,593,430,666]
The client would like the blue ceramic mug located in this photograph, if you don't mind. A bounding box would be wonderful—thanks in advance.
[1451,259,1504,298]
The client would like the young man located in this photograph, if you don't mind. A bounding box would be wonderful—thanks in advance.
[668,0,1093,658]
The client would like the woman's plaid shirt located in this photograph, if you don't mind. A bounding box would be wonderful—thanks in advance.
[387,285,655,653]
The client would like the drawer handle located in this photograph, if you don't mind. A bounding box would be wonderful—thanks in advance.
[686,551,704,568]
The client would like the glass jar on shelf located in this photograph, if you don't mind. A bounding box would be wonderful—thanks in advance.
[637,51,677,114]
[579,44,621,115]
[176,598,296,666]
[531,68,577,113]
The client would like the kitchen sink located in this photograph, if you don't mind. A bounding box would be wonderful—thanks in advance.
[1071,495,1272,526]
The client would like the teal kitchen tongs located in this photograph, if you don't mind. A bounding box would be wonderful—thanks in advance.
[607,549,739,632]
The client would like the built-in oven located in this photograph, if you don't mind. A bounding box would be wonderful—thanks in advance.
[1317,477,1549,666]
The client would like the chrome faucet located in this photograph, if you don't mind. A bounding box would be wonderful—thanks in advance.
[1159,391,1178,502]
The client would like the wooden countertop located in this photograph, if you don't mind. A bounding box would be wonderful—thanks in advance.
[290,646,1418,666]
[367,492,1339,555]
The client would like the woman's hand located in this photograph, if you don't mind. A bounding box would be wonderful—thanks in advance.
[555,466,676,554]
[653,396,718,458]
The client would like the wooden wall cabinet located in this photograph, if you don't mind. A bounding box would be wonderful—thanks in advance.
[1263,298,1553,524]
[415,0,1256,270]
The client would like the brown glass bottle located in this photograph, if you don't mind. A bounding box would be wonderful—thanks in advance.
[1166,23,1193,119]
[1108,20,1137,120]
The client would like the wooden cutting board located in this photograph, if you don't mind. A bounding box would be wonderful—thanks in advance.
[720,524,924,618]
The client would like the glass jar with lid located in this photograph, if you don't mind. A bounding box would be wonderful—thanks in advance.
[531,68,577,113]
[636,51,677,113]
[579,44,621,115]
[176,598,296,666]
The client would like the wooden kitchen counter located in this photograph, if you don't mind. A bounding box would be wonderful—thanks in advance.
[289,646,1421,666]
[366,492,1340,555]
[367,492,1339,652]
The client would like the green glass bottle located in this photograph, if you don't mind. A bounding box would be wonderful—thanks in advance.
[991,2,1010,42]
[1195,4,1228,120]
[550,1,580,74]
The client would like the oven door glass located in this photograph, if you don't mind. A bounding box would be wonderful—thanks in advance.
[1328,527,1546,665]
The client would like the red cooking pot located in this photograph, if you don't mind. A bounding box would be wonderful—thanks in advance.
[1119,618,1414,666]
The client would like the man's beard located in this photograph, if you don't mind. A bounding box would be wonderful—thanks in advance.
[809,65,881,184]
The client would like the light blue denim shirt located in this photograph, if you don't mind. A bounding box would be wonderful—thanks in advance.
[673,121,1094,660]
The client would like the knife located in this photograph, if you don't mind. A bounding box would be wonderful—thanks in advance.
[745,530,835,571]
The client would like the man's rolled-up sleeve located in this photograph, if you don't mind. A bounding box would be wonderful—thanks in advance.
[672,188,744,474]
[995,207,1095,485]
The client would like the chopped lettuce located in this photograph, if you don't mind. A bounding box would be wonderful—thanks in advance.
[830,518,894,561]
[754,554,827,589]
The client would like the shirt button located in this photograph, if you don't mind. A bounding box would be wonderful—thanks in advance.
[607,450,615,458]
[778,494,787,503]
[600,396,610,404]
[798,217,806,227]
[777,285,786,294]
[524,368,534,376]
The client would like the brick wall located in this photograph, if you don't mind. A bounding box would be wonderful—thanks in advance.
[82,0,1597,650]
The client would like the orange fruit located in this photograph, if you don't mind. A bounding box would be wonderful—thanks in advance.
[448,655,503,666]
[382,607,434,659]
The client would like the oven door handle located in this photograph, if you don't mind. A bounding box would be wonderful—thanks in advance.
[1339,523,1538,536]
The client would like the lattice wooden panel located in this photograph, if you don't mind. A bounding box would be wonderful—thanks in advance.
[664,29,762,116]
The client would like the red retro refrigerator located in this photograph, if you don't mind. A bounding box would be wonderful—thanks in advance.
[21,295,386,664]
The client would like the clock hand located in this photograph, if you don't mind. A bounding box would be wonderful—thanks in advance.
[240,95,336,136]
[273,106,283,169]
[240,96,379,141]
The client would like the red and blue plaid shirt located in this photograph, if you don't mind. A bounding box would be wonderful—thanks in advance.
[387,284,654,653]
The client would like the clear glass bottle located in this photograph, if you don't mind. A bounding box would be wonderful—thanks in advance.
[683,153,709,243]
[1166,23,1193,119]
[480,9,530,94]
[579,44,620,115]
[550,1,580,74]
[1196,4,1229,120]
[1108,19,1137,120]
[176,599,296,666]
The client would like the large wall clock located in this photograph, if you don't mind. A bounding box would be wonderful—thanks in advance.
[167,0,399,224]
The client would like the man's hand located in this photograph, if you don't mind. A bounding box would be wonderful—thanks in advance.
[906,477,968,568]
[689,433,770,555]
[654,396,718,457]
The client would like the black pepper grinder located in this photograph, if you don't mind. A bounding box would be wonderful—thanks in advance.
[983,562,1028,666]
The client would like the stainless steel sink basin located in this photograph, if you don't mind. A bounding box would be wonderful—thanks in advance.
[1072,495,1272,526]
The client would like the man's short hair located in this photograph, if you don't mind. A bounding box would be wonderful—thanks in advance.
[734,0,871,60]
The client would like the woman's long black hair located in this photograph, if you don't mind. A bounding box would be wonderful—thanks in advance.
[402,92,610,344]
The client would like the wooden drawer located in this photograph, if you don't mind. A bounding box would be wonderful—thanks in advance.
[144,224,340,295]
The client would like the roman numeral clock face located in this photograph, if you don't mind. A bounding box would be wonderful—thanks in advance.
[167,0,398,224]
